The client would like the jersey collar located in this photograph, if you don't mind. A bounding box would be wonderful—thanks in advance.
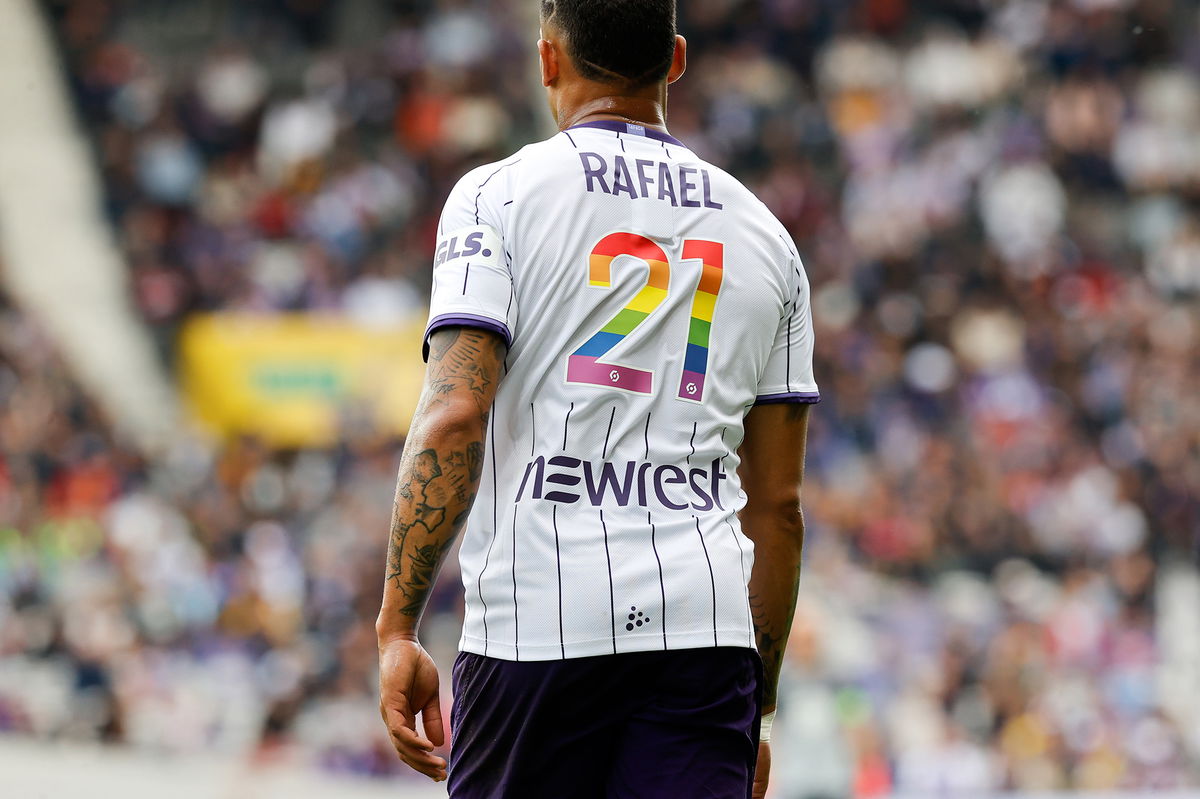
[565,120,687,149]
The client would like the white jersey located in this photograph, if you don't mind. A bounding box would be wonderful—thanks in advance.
[425,120,818,661]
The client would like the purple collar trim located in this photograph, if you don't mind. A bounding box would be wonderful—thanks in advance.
[566,120,686,149]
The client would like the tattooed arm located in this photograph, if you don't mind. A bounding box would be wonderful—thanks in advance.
[380,326,502,621]
[377,326,506,782]
[739,401,811,799]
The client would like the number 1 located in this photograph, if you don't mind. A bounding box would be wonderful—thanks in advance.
[678,239,724,402]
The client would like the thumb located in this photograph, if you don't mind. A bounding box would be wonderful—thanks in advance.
[421,687,445,747]
[383,690,414,725]
[384,702,417,736]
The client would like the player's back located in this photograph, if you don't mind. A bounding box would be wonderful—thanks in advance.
[426,120,818,661]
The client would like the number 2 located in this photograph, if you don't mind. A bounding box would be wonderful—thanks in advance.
[566,232,724,402]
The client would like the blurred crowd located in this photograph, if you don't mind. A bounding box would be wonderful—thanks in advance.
[0,0,1196,794]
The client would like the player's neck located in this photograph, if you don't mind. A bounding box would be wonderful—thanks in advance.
[557,92,668,134]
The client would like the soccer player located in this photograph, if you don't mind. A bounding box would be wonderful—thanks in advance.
[376,1,818,796]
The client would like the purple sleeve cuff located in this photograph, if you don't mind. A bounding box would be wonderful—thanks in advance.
[754,391,821,405]
[423,313,513,361]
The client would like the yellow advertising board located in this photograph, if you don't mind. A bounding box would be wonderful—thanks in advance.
[179,313,428,447]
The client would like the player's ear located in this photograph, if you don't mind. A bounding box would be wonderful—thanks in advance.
[666,35,687,85]
[539,37,559,87]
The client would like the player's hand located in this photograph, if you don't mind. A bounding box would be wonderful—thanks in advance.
[378,635,447,781]
[752,740,771,799]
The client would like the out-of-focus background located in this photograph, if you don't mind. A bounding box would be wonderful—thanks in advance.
[0,0,1197,797]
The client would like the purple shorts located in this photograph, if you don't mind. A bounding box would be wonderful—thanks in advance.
[448,647,762,799]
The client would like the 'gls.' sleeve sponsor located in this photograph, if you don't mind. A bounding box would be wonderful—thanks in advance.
[423,223,514,360]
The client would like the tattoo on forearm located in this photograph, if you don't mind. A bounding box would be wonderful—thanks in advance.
[393,538,458,616]
[444,442,485,503]
[749,561,802,709]
[385,440,485,619]
[382,328,505,621]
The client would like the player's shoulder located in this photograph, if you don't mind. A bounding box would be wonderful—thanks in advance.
[449,146,535,197]
[441,145,541,228]
[689,155,798,262]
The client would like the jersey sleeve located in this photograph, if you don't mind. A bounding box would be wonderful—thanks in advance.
[755,254,820,404]
[423,165,517,360]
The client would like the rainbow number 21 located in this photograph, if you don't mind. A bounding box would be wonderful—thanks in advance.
[566,232,724,402]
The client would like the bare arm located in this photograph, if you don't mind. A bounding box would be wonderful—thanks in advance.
[376,326,505,781]
[740,402,811,798]
[740,402,811,712]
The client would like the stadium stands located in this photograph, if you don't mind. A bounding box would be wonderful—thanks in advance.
[0,0,1196,793]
